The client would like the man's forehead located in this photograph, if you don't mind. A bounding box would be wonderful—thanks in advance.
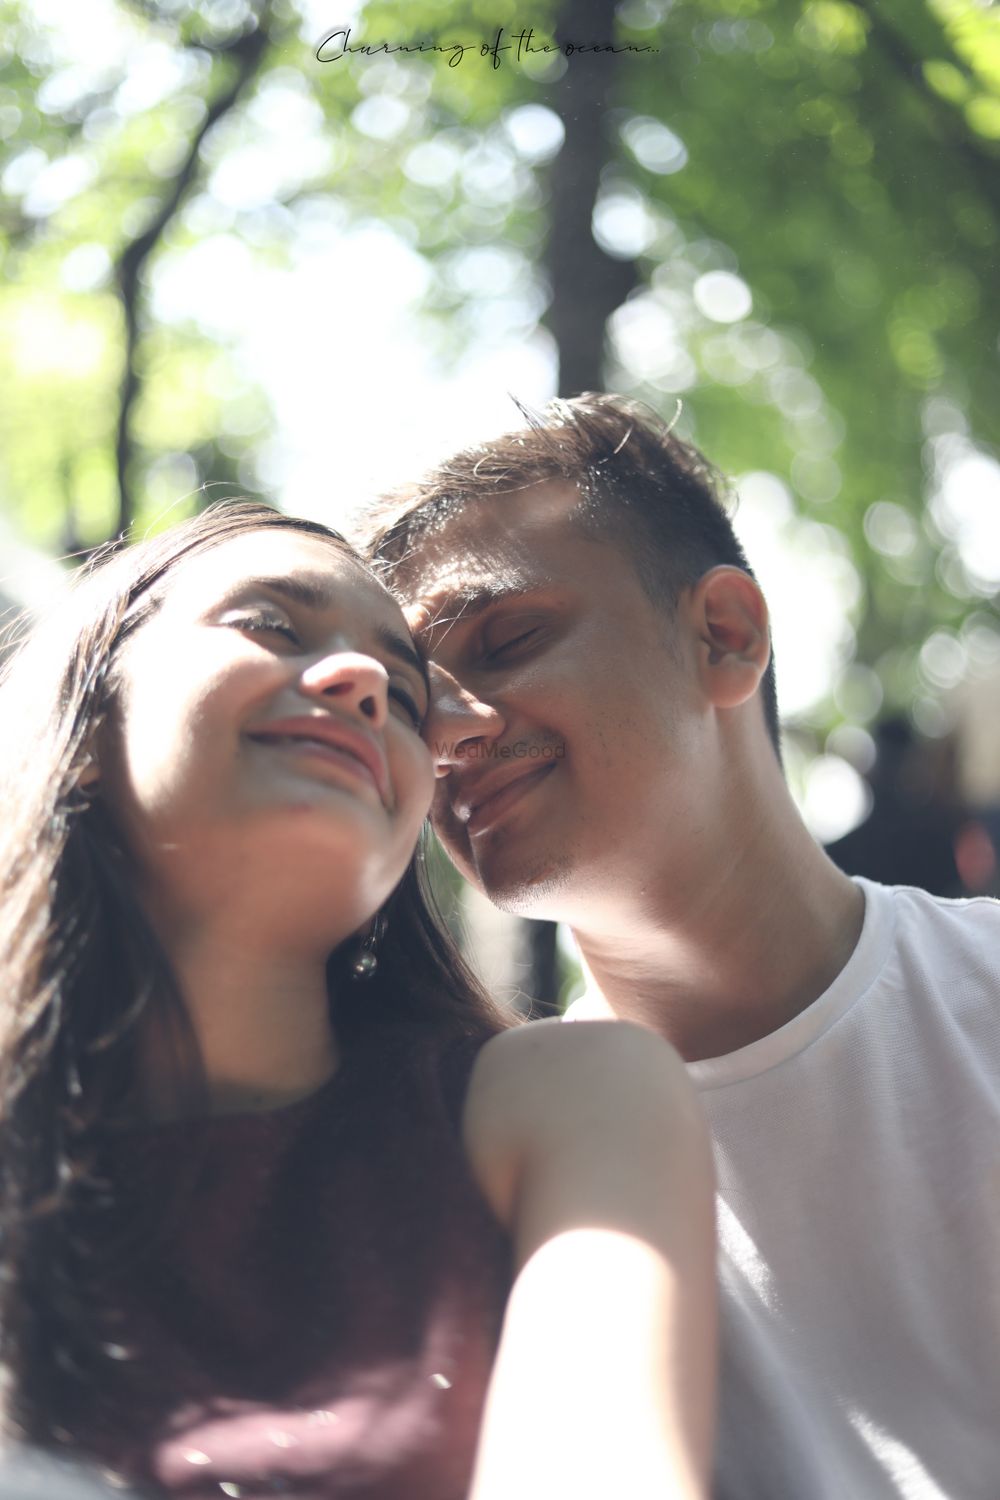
[392,478,581,633]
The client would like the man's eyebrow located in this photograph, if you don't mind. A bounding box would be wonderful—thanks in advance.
[417,582,535,636]
[232,575,430,695]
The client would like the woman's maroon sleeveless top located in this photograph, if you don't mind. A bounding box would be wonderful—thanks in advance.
[82,1025,512,1498]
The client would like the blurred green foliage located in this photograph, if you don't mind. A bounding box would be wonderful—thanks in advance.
[0,0,997,735]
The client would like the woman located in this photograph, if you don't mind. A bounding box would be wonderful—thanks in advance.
[0,502,716,1499]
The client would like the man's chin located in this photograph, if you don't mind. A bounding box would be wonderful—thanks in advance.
[431,820,572,918]
[466,850,571,920]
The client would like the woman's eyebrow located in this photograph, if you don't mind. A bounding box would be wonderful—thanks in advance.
[238,574,331,611]
[230,574,430,697]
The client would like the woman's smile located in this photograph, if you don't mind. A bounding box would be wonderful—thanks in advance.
[245,712,391,804]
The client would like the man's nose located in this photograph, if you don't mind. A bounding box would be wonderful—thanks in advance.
[424,664,506,778]
[300,652,390,730]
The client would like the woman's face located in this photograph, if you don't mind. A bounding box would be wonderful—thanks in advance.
[100,529,434,945]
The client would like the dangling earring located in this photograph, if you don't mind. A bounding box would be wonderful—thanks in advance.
[351,913,387,980]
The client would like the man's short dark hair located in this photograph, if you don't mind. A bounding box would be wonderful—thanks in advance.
[359,393,781,759]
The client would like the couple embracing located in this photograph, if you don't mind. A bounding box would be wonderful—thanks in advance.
[1,395,997,1499]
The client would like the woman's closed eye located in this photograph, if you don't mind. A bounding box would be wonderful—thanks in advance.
[388,684,425,730]
[224,609,301,644]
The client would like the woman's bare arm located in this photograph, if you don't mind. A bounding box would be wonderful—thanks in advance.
[463,1018,717,1500]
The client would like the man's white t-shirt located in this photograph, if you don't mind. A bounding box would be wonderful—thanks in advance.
[568,879,1000,1498]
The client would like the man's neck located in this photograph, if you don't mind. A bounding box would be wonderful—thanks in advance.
[571,827,865,1064]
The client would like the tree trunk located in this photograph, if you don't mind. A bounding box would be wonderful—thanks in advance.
[543,0,637,397]
[523,0,637,1013]
[112,9,274,538]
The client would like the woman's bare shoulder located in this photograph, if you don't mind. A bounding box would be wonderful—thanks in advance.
[470,1014,688,1110]
[462,1017,698,1229]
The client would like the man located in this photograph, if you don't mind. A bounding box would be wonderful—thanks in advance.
[358,395,1000,1499]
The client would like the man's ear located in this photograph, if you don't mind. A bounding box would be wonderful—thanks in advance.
[689,566,771,710]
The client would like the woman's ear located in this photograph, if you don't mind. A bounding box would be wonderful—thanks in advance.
[74,725,106,792]
[78,754,100,790]
[68,756,101,810]
[76,702,118,793]
[689,566,771,710]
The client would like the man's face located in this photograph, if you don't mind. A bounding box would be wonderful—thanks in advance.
[400,482,711,922]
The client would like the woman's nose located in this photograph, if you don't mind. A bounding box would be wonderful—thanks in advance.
[299,652,390,730]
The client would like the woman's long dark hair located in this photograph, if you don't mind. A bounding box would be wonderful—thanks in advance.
[0,502,503,1448]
